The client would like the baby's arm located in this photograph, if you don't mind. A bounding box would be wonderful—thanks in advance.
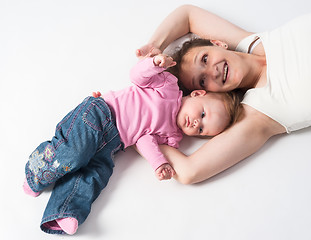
[130,54,176,88]
[136,134,176,181]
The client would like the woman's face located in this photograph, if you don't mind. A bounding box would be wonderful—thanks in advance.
[179,45,246,92]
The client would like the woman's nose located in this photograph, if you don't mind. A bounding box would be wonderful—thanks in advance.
[204,64,219,79]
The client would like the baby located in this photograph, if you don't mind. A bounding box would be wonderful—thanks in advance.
[23,54,239,235]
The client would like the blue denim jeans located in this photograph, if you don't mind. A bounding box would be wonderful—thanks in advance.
[25,96,123,234]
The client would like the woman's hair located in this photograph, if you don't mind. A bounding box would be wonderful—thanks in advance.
[168,38,214,95]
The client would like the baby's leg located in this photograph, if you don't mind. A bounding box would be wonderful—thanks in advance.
[40,142,123,235]
[24,97,105,195]
[38,96,123,235]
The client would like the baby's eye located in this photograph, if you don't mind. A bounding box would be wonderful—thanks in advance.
[202,54,208,63]
[201,111,205,118]
[199,127,203,134]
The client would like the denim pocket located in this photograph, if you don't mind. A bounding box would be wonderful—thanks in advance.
[82,98,111,132]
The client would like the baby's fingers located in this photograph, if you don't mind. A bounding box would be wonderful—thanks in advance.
[161,57,176,68]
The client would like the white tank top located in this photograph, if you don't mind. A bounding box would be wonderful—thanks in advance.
[236,14,311,133]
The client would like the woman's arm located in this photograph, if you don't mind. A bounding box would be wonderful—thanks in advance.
[142,4,251,53]
[160,106,285,184]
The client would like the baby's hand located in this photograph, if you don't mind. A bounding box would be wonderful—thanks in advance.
[92,91,102,98]
[153,54,176,68]
[136,44,162,59]
[155,163,176,181]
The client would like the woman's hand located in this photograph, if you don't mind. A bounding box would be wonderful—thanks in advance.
[136,44,162,59]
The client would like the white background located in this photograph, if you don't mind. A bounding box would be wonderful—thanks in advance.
[1,0,311,239]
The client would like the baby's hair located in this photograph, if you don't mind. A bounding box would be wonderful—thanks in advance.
[167,38,214,95]
[222,90,243,129]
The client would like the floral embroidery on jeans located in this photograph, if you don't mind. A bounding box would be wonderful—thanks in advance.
[63,163,72,172]
[29,150,45,175]
[44,144,55,162]
[42,170,56,182]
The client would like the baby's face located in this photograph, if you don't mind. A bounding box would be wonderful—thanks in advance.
[177,91,230,136]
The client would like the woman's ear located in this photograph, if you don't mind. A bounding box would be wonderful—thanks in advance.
[210,39,228,49]
[190,90,207,97]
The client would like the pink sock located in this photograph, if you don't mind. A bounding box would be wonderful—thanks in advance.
[56,217,78,235]
[23,178,41,197]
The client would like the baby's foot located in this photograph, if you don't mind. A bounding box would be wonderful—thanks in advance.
[56,217,78,235]
[23,178,41,197]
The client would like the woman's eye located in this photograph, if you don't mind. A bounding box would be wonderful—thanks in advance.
[201,111,205,118]
[199,127,203,134]
[202,54,208,63]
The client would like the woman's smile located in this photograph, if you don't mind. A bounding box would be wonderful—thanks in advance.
[179,45,247,92]
[223,62,228,84]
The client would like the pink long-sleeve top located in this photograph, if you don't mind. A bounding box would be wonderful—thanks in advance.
[102,57,183,170]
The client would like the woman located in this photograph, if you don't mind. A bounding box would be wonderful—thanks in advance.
[136,5,311,184]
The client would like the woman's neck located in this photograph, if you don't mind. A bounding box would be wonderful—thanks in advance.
[241,53,267,89]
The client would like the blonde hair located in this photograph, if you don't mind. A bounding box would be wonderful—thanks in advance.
[221,91,243,129]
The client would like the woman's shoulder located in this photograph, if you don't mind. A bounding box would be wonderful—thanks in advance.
[238,104,286,135]
[235,33,265,55]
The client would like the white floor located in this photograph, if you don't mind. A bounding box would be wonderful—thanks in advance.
[1,0,311,239]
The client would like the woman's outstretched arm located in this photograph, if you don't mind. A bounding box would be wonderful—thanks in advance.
[159,106,285,184]
[137,4,251,57]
